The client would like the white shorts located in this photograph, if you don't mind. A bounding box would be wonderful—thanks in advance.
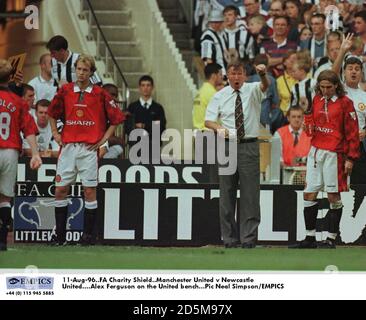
[56,143,98,187]
[304,146,347,193]
[0,149,19,197]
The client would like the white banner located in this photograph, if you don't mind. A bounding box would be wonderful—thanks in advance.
[0,269,365,300]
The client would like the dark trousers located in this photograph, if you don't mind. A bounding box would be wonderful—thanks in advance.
[219,141,261,245]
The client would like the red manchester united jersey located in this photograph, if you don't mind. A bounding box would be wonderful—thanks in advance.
[0,87,38,150]
[48,83,125,144]
[304,94,360,160]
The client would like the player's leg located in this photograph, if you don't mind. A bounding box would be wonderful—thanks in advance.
[320,152,346,249]
[80,187,97,245]
[289,147,322,248]
[319,192,342,249]
[0,149,19,250]
[53,144,77,245]
[0,194,12,251]
[54,186,70,245]
[77,144,98,245]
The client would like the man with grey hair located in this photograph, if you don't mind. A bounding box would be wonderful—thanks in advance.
[205,61,269,248]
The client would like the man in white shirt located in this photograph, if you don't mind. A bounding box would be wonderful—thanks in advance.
[28,53,57,103]
[333,34,366,221]
[205,61,269,248]
[23,99,59,158]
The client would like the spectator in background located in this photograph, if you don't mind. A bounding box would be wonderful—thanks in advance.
[284,0,302,40]
[222,5,254,65]
[194,0,212,52]
[102,83,125,159]
[23,99,59,158]
[260,16,297,77]
[193,63,223,131]
[300,14,327,70]
[332,35,366,216]
[276,50,297,115]
[289,56,316,111]
[267,0,285,29]
[299,26,312,42]
[22,84,35,115]
[274,106,311,167]
[127,75,166,160]
[313,39,341,79]
[240,0,268,26]
[200,10,226,72]
[247,15,273,55]
[46,35,102,88]
[354,11,366,79]
[193,63,223,183]
[28,53,57,102]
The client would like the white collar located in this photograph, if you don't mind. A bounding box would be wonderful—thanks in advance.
[321,95,337,102]
[289,125,302,135]
[38,75,53,83]
[231,85,245,95]
[273,38,287,47]
[74,83,93,93]
[140,97,153,107]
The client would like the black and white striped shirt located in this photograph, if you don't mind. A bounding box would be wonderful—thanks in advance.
[289,78,316,111]
[51,51,102,87]
[200,28,226,71]
[221,26,254,62]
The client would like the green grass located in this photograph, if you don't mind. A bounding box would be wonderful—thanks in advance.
[1,245,366,271]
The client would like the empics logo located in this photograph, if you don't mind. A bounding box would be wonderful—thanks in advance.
[6,276,54,290]
[8,278,20,285]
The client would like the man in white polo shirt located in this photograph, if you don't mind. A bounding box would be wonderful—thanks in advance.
[205,61,269,249]
[28,53,57,102]
[23,99,59,158]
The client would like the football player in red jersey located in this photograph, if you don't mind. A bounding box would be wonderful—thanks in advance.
[0,59,42,251]
[48,54,125,245]
[290,70,360,249]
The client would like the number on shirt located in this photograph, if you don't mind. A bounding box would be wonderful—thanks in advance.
[0,112,11,141]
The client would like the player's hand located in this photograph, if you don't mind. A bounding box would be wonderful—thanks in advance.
[359,129,366,141]
[30,154,42,170]
[344,159,354,176]
[53,133,64,147]
[87,140,105,151]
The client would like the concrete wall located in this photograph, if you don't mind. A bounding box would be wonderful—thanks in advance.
[125,0,197,160]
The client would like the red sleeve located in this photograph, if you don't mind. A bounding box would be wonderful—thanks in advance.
[344,98,360,161]
[20,102,38,138]
[103,91,126,125]
[48,85,66,120]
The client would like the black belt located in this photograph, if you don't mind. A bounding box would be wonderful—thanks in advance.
[225,138,258,143]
